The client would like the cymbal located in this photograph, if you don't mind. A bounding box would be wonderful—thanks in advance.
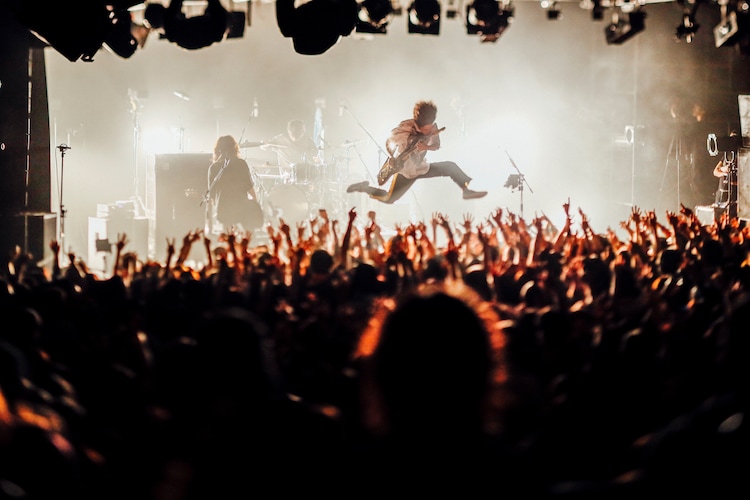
[330,140,364,149]
[239,140,264,148]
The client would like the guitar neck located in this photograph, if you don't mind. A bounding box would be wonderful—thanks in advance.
[399,126,446,157]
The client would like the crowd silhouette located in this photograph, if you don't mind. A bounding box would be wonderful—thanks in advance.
[0,200,748,498]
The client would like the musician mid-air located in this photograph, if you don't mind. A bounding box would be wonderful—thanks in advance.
[346,100,487,203]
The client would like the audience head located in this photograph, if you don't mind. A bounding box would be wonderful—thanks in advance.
[354,281,506,439]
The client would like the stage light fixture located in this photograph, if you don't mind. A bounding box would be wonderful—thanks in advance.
[674,0,700,43]
[446,0,460,18]
[407,0,441,35]
[604,9,646,45]
[12,2,117,62]
[226,10,247,38]
[714,0,739,47]
[707,133,745,156]
[102,8,144,59]
[577,0,603,20]
[541,0,561,20]
[277,0,359,55]
[591,0,604,21]
[356,0,394,34]
[465,0,513,43]
[144,0,237,50]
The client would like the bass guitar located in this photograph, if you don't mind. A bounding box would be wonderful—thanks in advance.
[377,126,445,186]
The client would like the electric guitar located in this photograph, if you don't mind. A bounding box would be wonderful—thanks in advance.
[377,126,445,186]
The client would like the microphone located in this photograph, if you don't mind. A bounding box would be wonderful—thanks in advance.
[57,144,71,151]
[253,97,259,118]
[338,102,345,117]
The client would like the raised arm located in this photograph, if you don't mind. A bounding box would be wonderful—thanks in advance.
[339,207,358,268]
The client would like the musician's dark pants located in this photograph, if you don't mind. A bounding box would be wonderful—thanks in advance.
[364,161,472,204]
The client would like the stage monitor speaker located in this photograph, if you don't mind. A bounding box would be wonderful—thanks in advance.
[87,216,148,274]
[737,149,750,220]
[153,153,212,258]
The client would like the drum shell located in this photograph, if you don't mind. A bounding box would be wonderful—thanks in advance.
[293,163,323,184]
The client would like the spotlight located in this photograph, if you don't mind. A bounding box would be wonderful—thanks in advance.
[407,0,441,35]
[578,0,603,20]
[102,8,142,59]
[226,11,247,39]
[356,0,394,34]
[591,0,604,21]
[707,133,744,156]
[145,0,233,50]
[13,2,116,61]
[276,0,359,55]
[674,0,700,43]
[604,9,646,45]
[466,0,513,43]
[446,0,460,18]
[714,1,739,48]
[541,0,561,20]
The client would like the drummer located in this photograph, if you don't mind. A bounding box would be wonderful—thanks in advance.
[261,119,321,181]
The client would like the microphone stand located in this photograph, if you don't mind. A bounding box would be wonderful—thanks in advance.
[340,104,385,184]
[505,150,534,220]
[57,144,71,255]
[237,100,258,148]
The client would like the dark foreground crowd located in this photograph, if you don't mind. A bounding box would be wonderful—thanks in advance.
[0,201,748,499]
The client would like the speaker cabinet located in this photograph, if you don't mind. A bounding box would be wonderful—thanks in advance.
[0,212,58,269]
[153,153,212,259]
[87,216,148,274]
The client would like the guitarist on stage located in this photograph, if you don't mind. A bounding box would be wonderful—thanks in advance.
[346,100,487,203]
[207,135,264,234]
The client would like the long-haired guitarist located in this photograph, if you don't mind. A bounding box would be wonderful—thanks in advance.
[347,100,487,203]
[207,135,264,234]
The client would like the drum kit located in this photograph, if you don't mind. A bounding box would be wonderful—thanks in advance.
[242,139,361,226]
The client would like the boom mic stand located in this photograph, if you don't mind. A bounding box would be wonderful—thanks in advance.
[340,103,384,185]
[504,150,533,219]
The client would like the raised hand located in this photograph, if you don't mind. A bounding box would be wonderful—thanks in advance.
[166,237,176,256]
[438,213,451,228]
[116,233,129,252]
[665,210,678,227]
[491,207,504,226]
[679,203,694,218]
[279,219,291,237]
[461,213,474,232]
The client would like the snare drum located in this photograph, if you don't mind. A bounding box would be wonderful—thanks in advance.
[266,184,310,224]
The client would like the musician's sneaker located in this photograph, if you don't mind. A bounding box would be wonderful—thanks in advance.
[347,181,369,193]
[463,188,487,200]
